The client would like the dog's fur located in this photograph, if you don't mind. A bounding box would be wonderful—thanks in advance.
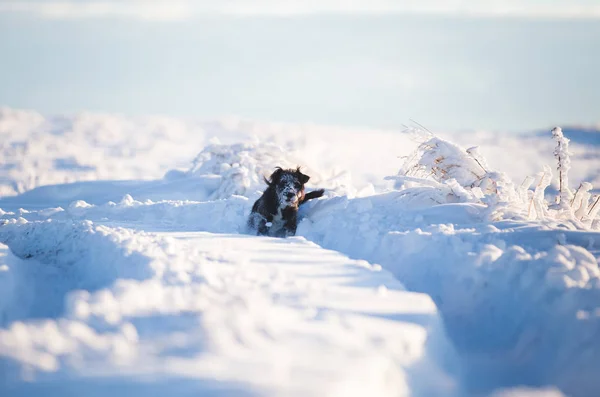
[248,167,324,237]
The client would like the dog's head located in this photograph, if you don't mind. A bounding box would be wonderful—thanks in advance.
[265,167,310,208]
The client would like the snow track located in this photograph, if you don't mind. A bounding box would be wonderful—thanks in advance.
[0,221,456,397]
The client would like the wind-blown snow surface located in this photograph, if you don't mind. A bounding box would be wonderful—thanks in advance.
[1,107,600,397]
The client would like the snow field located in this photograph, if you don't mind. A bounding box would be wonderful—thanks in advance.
[1,107,600,396]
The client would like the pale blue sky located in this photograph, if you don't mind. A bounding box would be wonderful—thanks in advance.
[1,1,599,131]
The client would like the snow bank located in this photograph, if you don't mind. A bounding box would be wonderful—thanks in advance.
[0,194,250,234]
[0,220,158,325]
[297,192,600,396]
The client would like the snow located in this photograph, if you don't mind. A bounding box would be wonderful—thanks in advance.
[300,201,600,394]
[1,107,600,396]
[2,108,598,199]
[0,222,454,396]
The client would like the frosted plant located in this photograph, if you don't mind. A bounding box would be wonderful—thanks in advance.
[571,182,593,220]
[396,134,523,210]
[391,126,598,227]
[528,166,552,220]
[587,195,600,225]
[401,121,434,143]
[522,128,600,226]
[552,127,573,210]
[518,176,536,206]
[399,137,486,188]
[445,178,480,203]
[543,128,597,226]
[466,146,490,174]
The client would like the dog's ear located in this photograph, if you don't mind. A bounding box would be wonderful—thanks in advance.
[295,167,310,184]
[265,167,283,186]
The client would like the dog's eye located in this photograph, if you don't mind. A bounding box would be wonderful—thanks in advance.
[294,182,301,189]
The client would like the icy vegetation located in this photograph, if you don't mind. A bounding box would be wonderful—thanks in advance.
[389,126,600,228]
[1,108,599,397]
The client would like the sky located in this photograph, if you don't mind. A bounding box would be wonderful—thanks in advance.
[0,0,599,131]
[3,0,600,19]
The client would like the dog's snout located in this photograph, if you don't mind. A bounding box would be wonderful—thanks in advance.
[285,192,295,199]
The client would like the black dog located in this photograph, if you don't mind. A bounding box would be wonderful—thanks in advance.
[248,167,324,237]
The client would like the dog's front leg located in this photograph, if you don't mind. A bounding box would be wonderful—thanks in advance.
[282,209,298,237]
[256,216,270,236]
[249,212,270,236]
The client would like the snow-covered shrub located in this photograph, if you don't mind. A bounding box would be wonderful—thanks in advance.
[571,182,593,219]
[528,166,553,220]
[588,195,600,222]
[185,141,357,200]
[187,142,302,200]
[391,127,599,228]
[398,136,486,187]
[552,127,573,210]
[389,134,522,220]
[538,127,599,227]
